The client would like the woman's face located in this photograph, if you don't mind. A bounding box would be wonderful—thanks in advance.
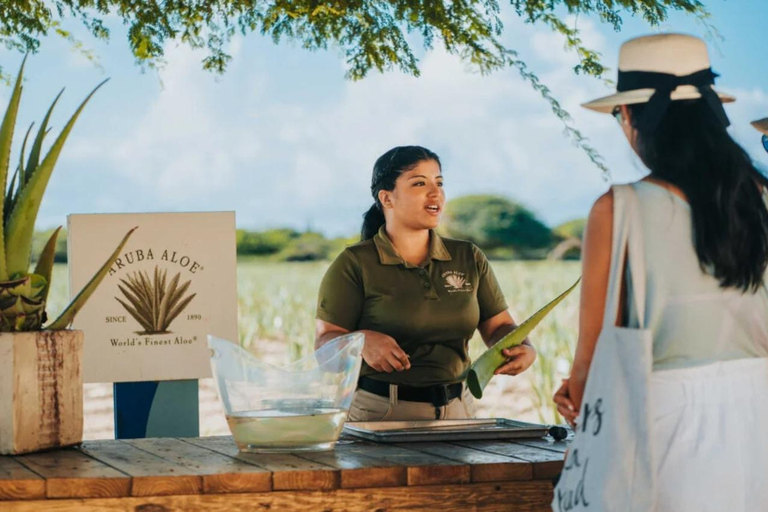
[380,159,445,231]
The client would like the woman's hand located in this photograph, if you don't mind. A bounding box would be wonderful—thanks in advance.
[494,343,536,376]
[360,330,411,373]
[553,378,578,427]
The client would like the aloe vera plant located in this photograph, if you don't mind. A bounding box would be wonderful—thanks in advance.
[466,278,581,399]
[0,58,135,332]
[116,266,196,334]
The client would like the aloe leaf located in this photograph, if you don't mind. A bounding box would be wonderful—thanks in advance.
[17,122,33,191]
[4,168,18,228]
[0,56,27,280]
[47,226,136,330]
[33,226,62,305]
[5,78,109,276]
[466,278,581,399]
[25,89,63,182]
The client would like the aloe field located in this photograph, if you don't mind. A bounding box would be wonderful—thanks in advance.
[48,259,580,425]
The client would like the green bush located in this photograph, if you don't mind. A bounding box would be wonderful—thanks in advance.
[442,195,553,258]
[236,228,301,256]
[553,218,586,240]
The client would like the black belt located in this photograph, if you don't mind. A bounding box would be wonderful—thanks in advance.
[358,376,462,407]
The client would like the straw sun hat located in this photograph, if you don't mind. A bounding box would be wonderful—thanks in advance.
[582,33,734,131]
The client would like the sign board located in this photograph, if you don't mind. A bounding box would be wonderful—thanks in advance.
[68,212,238,383]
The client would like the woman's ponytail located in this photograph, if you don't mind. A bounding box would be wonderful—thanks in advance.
[361,204,385,241]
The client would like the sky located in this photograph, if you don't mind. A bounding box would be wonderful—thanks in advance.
[3,1,768,236]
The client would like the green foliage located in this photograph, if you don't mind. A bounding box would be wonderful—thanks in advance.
[442,195,553,258]
[0,1,715,175]
[553,218,586,240]
[276,232,342,262]
[236,228,301,256]
[0,59,134,331]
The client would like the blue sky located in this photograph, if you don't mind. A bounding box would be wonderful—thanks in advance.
[3,1,768,236]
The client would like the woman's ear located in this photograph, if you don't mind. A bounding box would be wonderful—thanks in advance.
[378,189,393,209]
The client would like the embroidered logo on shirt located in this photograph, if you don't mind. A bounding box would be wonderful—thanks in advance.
[442,271,473,293]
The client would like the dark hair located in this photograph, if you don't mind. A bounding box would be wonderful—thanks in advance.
[360,145,441,240]
[628,100,768,292]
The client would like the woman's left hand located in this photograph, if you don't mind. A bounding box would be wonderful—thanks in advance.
[494,343,536,376]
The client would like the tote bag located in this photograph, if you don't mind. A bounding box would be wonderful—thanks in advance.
[553,184,655,512]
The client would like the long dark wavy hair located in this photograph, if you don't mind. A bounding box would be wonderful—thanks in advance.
[628,100,768,292]
[361,145,441,240]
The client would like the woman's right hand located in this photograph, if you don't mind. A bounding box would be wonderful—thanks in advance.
[360,330,411,373]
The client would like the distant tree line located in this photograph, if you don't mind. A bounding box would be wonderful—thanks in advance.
[31,195,586,264]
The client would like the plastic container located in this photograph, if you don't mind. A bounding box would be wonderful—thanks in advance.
[208,333,364,452]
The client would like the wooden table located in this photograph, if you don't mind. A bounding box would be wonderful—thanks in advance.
[0,434,566,511]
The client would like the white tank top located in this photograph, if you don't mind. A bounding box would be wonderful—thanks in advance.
[627,180,768,370]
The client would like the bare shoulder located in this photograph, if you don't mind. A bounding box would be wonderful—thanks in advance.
[586,189,614,235]
[590,189,614,219]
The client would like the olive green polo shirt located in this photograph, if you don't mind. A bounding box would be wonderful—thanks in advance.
[316,226,508,386]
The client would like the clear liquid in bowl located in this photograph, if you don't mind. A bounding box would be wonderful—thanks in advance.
[226,407,347,452]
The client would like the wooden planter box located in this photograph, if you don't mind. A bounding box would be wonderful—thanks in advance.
[0,330,84,455]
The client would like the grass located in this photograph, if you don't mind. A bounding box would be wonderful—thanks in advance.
[48,259,580,424]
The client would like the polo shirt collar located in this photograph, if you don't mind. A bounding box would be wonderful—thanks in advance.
[373,226,452,267]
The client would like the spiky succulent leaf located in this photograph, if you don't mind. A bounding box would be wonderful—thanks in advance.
[34,226,61,306]
[0,57,27,280]
[466,278,580,399]
[5,78,109,276]
[0,273,47,331]
[25,90,63,182]
[16,122,33,191]
[4,169,18,229]
[47,226,136,330]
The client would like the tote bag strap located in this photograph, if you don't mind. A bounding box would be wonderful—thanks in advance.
[602,184,647,330]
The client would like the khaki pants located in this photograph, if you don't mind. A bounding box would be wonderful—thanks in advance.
[347,384,477,421]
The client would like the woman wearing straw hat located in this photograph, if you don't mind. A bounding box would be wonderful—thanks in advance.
[554,34,768,509]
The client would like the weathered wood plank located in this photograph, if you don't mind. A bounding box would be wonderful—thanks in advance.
[0,457,45,500]
[78,440,201,497]
[339,440,470,486]
[297,448,407,489]
[453,440,564,479]
[124,438,272,494]
[0,480,555,511]
[395,442,533,483]
[15,448,130,499]
[513,438,569,454]
[185,436,339,491]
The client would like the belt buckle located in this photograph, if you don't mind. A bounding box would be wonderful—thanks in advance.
[432,385,449,407]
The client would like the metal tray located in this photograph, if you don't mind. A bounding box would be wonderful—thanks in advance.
[343,418,550,443]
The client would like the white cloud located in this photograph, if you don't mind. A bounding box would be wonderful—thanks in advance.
[40,18,768,235]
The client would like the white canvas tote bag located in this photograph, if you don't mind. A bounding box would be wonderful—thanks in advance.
[553,184,655,512]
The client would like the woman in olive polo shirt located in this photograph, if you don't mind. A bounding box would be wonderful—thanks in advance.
[315,145,536,421]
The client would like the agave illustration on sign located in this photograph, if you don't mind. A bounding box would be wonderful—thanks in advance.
[115,266,196,335]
